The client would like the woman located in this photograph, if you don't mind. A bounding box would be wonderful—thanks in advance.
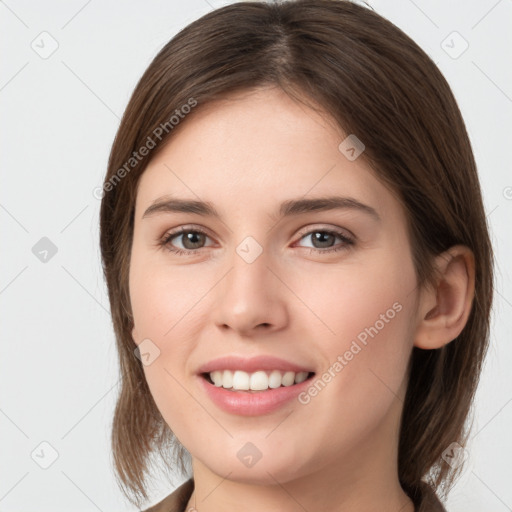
[99,1,494,511]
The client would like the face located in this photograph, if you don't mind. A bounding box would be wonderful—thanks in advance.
[129,86,420,486]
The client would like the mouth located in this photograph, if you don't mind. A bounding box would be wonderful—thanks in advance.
[200,370,316,393]
[197,366,317,416]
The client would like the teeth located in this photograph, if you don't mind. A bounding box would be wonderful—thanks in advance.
[208,370,310,391]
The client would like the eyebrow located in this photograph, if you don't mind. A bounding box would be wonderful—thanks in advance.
[142,195,381,222]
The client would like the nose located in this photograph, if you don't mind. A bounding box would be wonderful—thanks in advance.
[212,245,288,336]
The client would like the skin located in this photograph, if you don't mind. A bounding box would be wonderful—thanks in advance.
[129,85,475,512]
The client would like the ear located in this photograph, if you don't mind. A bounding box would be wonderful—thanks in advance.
[132,325,138,343]
[414,245,475,349]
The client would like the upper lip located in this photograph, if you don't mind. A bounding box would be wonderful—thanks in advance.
[197,355,315,375]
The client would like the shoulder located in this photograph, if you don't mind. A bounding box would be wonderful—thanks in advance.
[141,478,194,512]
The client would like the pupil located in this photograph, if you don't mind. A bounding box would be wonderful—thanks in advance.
[313,232,333,248]
[183,232,204,249]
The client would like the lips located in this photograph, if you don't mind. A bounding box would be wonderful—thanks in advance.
[198,367,316,416]
[196,354,315,375]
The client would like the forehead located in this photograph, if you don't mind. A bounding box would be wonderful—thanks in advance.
[135,87,400,222]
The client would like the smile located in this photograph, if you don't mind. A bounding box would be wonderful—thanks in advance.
[203,369,314,392]
[198,370,316,416]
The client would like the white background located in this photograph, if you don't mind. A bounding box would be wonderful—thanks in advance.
[1,0,511,510]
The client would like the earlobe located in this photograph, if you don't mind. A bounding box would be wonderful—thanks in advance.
[414,245,475,350]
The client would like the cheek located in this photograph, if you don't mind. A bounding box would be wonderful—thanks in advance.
[288,262,415,457]
[129,252,203,341]
[292,249,415,389]
[129,257,208,410]
[129,270,200,438]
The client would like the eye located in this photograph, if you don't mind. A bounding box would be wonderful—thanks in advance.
[295,227,355,254]
[160,226,214,256]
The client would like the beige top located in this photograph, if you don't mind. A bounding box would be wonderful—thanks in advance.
[141,478,448,512]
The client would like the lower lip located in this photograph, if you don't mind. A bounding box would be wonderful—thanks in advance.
[197,373,315,416]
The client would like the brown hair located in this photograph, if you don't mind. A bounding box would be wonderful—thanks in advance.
[99,0,494,507]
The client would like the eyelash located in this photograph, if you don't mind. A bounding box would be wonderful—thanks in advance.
[159,226,355,257]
